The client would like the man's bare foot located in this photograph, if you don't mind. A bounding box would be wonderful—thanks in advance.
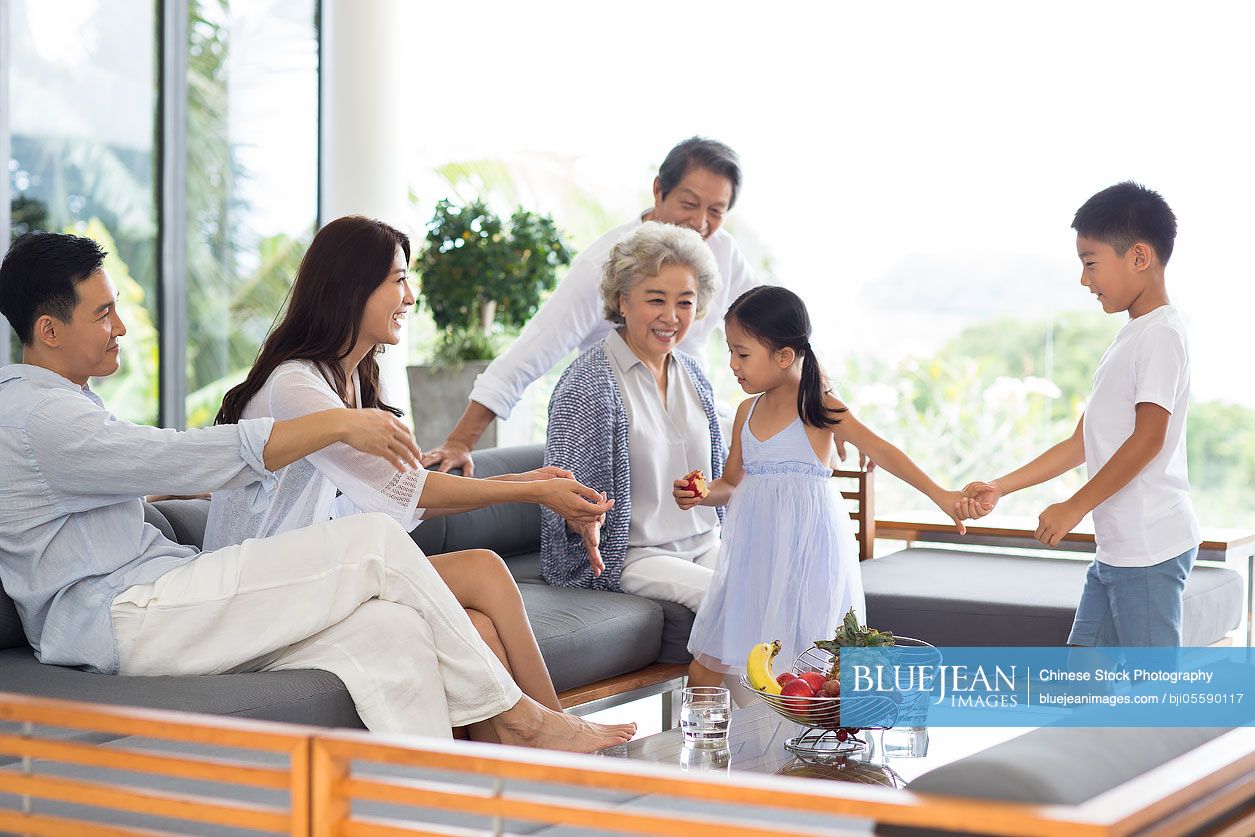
[489,696,636,753]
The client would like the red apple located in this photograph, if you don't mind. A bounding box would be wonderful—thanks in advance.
[821,679,841,697]
[798,671,827,693]
[780,679,815,698]
[779,677,815,718]
[777,672,798,687]
[679,470,710,499]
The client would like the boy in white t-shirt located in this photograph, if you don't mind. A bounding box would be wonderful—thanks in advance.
[960,181,1200,646]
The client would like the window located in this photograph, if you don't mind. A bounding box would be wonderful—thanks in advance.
[7,0,159,423]
[183,0,319,427]
[3,0,319,428]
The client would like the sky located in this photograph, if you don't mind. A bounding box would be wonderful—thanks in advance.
[402,0,1255,405]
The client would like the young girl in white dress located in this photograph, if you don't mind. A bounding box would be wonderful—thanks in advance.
[677,286,968,688]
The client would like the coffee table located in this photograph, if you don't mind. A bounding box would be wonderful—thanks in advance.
[603,701,1035,788]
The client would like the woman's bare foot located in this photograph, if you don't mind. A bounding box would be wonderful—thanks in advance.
[489,696,636,753]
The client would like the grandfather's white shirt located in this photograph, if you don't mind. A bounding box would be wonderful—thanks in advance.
[1084,304,1200,567]
[470,212,758,419]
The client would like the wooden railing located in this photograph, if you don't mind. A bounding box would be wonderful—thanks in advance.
[2,691,1253,836]
[0,691,312,836]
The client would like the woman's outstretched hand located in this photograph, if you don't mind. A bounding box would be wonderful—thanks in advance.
[537,478,614,527]
[341,409,422,471]
[496,466,575,482]
[570,497,608,577]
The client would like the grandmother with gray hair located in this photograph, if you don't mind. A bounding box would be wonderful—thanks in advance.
[540,222,726,608]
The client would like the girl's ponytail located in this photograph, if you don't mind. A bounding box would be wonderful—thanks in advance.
[799,344,846,428]
[726,285,846,429]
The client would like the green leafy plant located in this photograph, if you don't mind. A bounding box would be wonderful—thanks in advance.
[416,198,572,364]
[817,609,897,652]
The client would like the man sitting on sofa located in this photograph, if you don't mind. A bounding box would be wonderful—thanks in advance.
[0,231,634,752]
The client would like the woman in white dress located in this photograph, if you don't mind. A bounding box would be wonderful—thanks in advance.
[207,215,614,712]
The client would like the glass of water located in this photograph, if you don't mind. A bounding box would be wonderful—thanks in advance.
[882,725,929,758]
[679,744,731,772]
[680,686,731,748]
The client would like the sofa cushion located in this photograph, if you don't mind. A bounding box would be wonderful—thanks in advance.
[655,599,697,665]
[519,584,663,693]
[0,646,364,728]
[441,444,545,559]
[904,724,1228,805]
[872,724,1233,837]
[150,498,211,550]
[0,582,23,651]
[411,515,447,555]
[445,497,542,560]
[142,501,179,543]
[0,505,180,652]
[510,551,692,669]
[863,548,1243,646]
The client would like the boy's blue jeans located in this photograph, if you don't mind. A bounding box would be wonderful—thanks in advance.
[1067,546,1199,647]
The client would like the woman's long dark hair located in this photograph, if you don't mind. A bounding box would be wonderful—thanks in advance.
[216,215,410,425]
[725,285,845,428]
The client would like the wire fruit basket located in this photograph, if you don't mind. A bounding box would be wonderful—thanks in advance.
[741,637,939,760]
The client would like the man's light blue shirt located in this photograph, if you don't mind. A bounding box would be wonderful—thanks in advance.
[0,364,276,674]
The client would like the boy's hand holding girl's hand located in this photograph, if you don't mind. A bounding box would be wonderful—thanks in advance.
[956,480,1083,546]
[956,481,1002,520]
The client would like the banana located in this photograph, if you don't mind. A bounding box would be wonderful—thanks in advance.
[746,640,783,694]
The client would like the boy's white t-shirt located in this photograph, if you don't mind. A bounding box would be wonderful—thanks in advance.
[1083,304,1200,567]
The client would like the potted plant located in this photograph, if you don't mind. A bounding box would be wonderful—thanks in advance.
[407,197,572,448]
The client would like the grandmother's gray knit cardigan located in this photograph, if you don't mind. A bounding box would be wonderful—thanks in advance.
[541,340,726,592]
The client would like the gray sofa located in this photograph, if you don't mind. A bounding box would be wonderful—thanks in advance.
[0,444,694,729]
[0,443,1243,731]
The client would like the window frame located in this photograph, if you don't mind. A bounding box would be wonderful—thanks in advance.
[0,0,322,425]
[0,0,11,367]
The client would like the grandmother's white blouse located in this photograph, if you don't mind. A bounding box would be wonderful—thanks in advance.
[204,360,427,551]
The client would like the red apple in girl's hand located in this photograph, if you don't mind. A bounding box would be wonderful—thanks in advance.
[798,671,827,693]
[679,470,710,498]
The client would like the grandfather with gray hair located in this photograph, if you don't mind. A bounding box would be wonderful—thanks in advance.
[540,221,727,607]
[425,136,758,476]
